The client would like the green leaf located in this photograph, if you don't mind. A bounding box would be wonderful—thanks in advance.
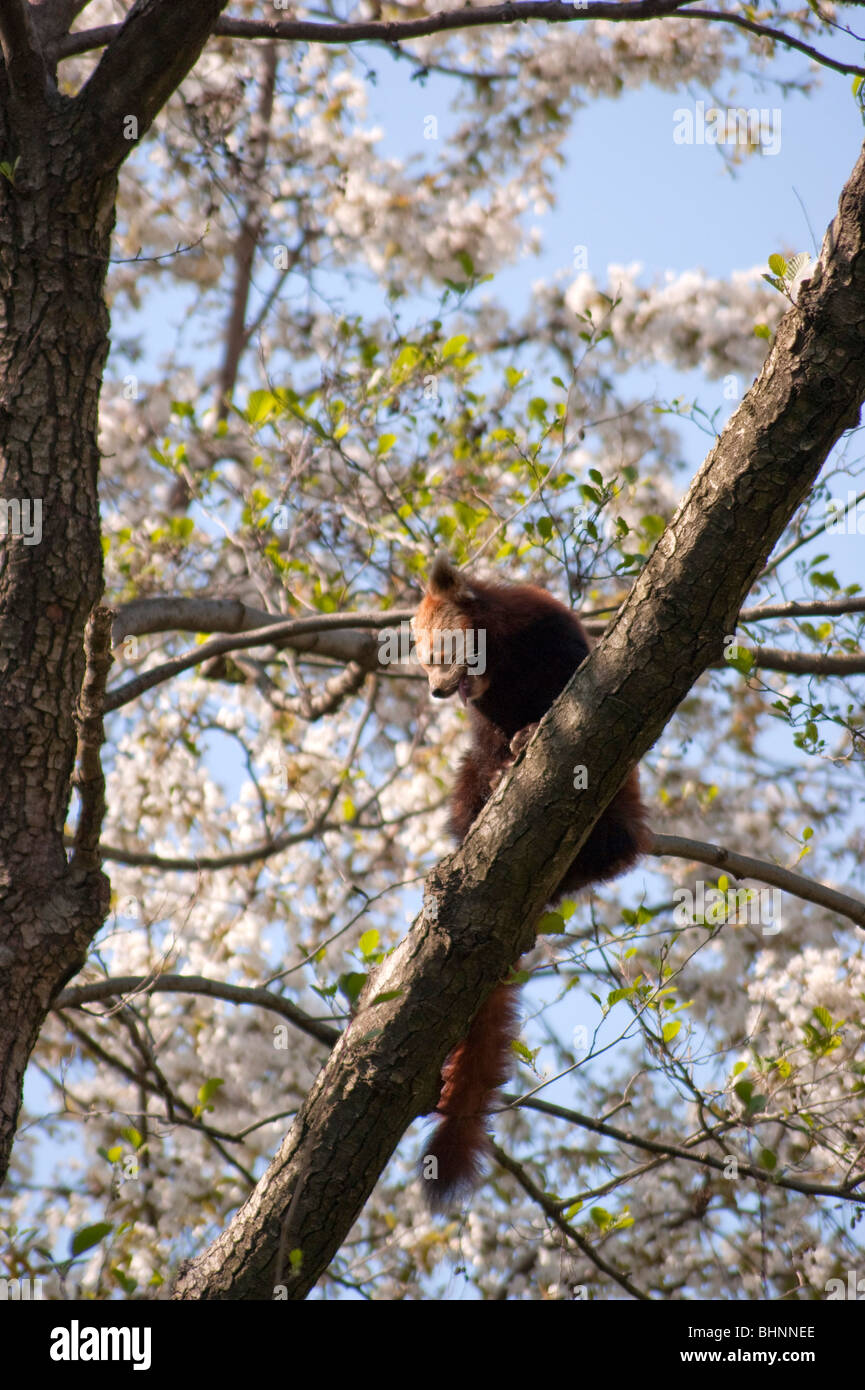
[606,986,635,1007]
[246,389,278,425]
[811,569,840,592]
[442,334,469,360]
[338,972,367,1007]
[662,1020,681,1044]
[727,648,755,676]
[376,433,397,457]
[197,1077,225,1109]
[754,323,772,340]
[767,253,787,277]
[393,344,421,375]
[640,514,666,539]
[369,989,403,1005]
[358,929,380,957]
[71,1222,113,1257]
[112,1267,138,1295]
[537,911,567,935]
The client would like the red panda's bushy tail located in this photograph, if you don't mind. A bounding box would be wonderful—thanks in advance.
[423,983,520,1210]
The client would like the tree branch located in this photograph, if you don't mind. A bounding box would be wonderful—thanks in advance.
[510,1096,865,1201]
[490,1142,653,1299]
[104,610,408,712]
[739,597,865,623]
[110,596,416,647]
[745,646,865,676]
[650,833,865,930]
[0,0,50,102]
[172,135,865,1301]
[74,0,231,175]
[215,41,277,417]
[54,973,339,1047]
[53,3,865,79]
[109,595,865,702]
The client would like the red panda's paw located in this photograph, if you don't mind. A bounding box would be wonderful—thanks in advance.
[509,723,540,758]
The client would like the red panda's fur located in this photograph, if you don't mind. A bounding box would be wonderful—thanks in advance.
[413,553,651,1209]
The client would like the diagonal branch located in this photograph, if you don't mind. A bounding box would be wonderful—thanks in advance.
[510,1096,865,1201]
[490,1143,653,1299]
[650,833,865,932]
[172,138,865,1301]
[74,0,231,175]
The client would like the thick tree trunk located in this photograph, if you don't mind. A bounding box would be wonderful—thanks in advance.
[0,99,116,1184]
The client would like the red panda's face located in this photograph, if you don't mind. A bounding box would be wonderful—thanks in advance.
[412,592,490,704]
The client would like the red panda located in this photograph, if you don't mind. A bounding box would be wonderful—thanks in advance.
[412,552,650,1209]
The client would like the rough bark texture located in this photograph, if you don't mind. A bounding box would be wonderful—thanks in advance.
[0,83,115,1187]
[172,139,865,1301]
[0,0,229,1190]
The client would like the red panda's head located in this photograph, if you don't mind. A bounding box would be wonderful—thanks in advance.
[412,553,490,703]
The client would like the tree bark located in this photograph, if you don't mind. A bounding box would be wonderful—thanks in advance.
[0,82,117,1185]
[173,138,865,1300]
[0,0,230,1191]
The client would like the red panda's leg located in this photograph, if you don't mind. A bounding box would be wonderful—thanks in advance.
[509,722,540,758]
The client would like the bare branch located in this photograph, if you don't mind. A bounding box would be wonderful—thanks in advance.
[104,610,410,712]
[55,973,339,1047]
[510,1096,865,1201]
[745,646,865,675]
[215,41,278,417]
[685,6,865,78]
[53,3,865,79]
[111,596,415,647]
[490,1142,653,1300]
[651,832,865,931]
[739,597,865,623]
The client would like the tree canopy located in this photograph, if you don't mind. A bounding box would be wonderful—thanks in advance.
[1,0,864,1304]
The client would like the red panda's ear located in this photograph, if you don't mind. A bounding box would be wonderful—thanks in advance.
[428,551,475,601]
